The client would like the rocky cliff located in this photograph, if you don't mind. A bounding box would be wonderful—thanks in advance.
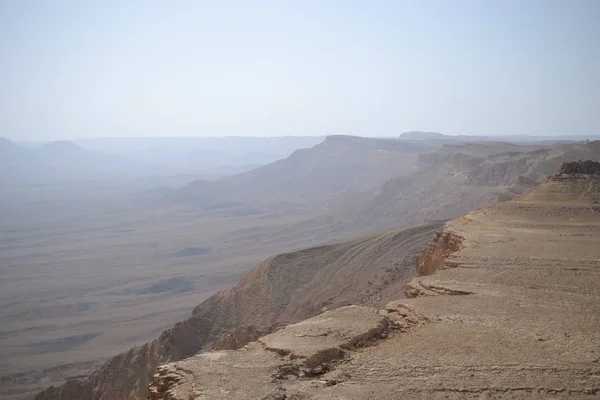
[36,223,441,400]
[415,230,463,276]
[35,157,600,400]
[147,161,600,399]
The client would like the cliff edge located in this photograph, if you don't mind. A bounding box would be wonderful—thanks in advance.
[36,223,440,400]
[151,161,600,399]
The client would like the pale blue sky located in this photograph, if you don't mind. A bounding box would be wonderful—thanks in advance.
[1,0,599,140]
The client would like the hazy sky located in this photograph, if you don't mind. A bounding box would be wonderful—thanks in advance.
[1,0,599,140]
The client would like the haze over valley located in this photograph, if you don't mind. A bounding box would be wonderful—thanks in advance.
[2,133,600,399]
[2,1,600,399]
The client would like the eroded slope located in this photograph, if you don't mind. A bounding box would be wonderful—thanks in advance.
[35,223,440,400]
[336,140,600,232]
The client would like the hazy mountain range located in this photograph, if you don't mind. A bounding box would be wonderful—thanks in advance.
[26,136,600,400]
[5,132,597,186]
[1,136,326,186]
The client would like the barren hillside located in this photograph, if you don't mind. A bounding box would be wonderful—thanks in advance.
[149,161,600,399]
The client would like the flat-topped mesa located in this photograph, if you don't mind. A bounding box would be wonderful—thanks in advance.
[553,160,600,178]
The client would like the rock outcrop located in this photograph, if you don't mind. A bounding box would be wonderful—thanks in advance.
[555,160,600,176]
[146,305,421,400]
[415,230,463,276]
[520,160,600,204]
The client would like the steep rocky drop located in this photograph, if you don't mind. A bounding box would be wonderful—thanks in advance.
[151,161,600,399]
[35,223,440,400]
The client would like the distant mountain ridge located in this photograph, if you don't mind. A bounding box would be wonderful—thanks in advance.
[0,137,27,163]
[0,138,132,184]
[399,131,447,140]
[1,136,330,185]
[172,138,600,240]
[177,135,428,208]
[400,130,600,143]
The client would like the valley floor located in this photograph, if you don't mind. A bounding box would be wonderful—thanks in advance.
[0,186,366,399]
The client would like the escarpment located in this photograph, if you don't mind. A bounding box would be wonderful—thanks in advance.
[145,161,600,399]
[36,160,600,400]
[36,222,441,400]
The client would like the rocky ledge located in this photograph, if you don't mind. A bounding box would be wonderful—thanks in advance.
[147,305,422,399]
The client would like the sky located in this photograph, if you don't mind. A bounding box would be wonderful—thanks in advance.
[1,0,599,140]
